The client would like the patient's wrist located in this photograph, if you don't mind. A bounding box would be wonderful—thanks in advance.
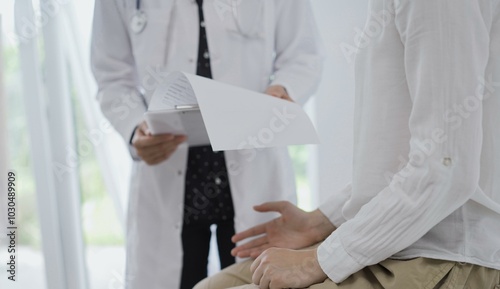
[308,209,336,243]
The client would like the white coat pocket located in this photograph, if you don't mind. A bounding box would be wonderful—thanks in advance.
[218,0,265,39]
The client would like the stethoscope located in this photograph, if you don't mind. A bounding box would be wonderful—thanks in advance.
[130,0,262,37]
[130,0,147,34]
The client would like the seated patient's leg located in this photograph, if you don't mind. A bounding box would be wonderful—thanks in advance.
[194,259,253,289]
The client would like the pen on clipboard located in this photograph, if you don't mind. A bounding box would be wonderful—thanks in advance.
[175,104,199,110]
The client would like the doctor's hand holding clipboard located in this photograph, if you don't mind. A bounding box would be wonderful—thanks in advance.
[133,84,292,166]
[131,121,186,166]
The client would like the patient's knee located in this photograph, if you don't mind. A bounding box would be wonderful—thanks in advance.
[193,260,254,289]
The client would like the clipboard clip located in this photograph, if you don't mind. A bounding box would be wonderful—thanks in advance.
[175,104,199,110]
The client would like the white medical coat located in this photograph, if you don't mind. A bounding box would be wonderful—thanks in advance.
[91,0,323,288]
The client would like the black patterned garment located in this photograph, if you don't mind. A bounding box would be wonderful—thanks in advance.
[183,0,235,227]
[180,2,236,288]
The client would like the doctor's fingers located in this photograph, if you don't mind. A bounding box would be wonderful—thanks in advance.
[136,121,151,135]
[139,139,184,161]
[141,145,179,165]
[274,94,293,102]
[139,147,168,162]
[155,136,186,152]
[133,133,176,149]
[264,86,293,103]
[144,156,167,166]
[136,141,171,159]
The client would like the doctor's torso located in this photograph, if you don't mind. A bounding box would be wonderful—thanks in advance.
[118,0,276,102]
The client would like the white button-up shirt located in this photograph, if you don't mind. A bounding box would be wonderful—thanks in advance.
[318,0,500,282]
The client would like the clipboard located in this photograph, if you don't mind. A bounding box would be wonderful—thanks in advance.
[144,105,210,147]
[146,71,320,151]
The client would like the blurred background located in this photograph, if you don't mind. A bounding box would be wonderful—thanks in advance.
[0,1,367,288]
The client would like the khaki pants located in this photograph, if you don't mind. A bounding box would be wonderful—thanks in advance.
[194,257,500,289]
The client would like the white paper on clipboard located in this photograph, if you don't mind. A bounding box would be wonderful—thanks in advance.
[144,108,210,147]
[146,71,319,151]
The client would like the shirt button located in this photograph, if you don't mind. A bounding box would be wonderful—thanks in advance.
[189,58,195,63]
[178,170,183,176]
[442,157,452,167]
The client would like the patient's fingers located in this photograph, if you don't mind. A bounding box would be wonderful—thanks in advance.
[253,201,291,213]
[231,235,268,256]
[233,242,273,259]
[240,243,272,259]
[247,243,274,259]
[232,223,268,243]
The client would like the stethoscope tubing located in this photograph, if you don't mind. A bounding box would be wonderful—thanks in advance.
[133,0,261,38]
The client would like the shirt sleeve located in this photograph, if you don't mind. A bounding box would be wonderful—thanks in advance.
[318,0,490,282]
[271,0,325,105]
[318,184,352,228]
[91,0,146,155]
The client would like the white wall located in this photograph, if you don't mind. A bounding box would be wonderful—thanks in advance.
[310,0,368,204]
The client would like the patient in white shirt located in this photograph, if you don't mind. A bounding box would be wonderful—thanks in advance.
[195,0,500,288]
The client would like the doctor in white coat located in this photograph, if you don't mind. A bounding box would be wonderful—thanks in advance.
[91,0,323,288]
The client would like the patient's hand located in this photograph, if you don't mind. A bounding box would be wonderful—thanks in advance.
[250,248,327,289]
[231,201,336,258]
